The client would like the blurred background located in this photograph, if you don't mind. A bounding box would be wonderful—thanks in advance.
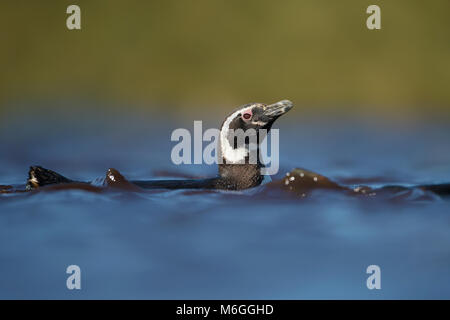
[2,1,450,300]
[1,0,450,119]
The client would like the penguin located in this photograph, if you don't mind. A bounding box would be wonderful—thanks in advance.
[24,100,294,191]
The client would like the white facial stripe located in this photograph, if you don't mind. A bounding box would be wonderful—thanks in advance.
[251,121,267,126]
[29,173,38,184]
[220,108,248,164]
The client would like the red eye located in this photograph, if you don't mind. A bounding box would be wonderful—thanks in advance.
[242,112,252,120]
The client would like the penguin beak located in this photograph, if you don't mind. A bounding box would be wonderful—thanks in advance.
[263,100,293,119]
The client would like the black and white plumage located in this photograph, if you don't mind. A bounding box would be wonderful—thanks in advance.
[217,100,293,189]
[25,100,294,191]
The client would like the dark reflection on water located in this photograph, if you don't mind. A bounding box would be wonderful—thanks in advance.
[1,107,450,299]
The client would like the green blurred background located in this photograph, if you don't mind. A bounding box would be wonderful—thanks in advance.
[1,0,449,118]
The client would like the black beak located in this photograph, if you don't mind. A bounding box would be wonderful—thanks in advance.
[263,100,293,119]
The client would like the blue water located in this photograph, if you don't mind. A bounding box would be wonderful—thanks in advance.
[1,105,450,299]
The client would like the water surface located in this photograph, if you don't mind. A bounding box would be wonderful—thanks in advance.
[1,108,449,299]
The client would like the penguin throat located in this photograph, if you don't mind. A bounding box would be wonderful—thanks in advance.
[220,109,249,164]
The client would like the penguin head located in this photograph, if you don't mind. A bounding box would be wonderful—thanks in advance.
[219,100,293,164]
[222,100,293,133]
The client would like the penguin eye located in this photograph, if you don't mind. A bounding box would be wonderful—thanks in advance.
[242,112,252,120]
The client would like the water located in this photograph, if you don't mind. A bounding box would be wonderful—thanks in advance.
[1,107,450,299]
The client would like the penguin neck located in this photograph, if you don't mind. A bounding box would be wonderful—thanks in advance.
[217,111,267,189]
[218,163,263,190]
[217,153,264,190]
